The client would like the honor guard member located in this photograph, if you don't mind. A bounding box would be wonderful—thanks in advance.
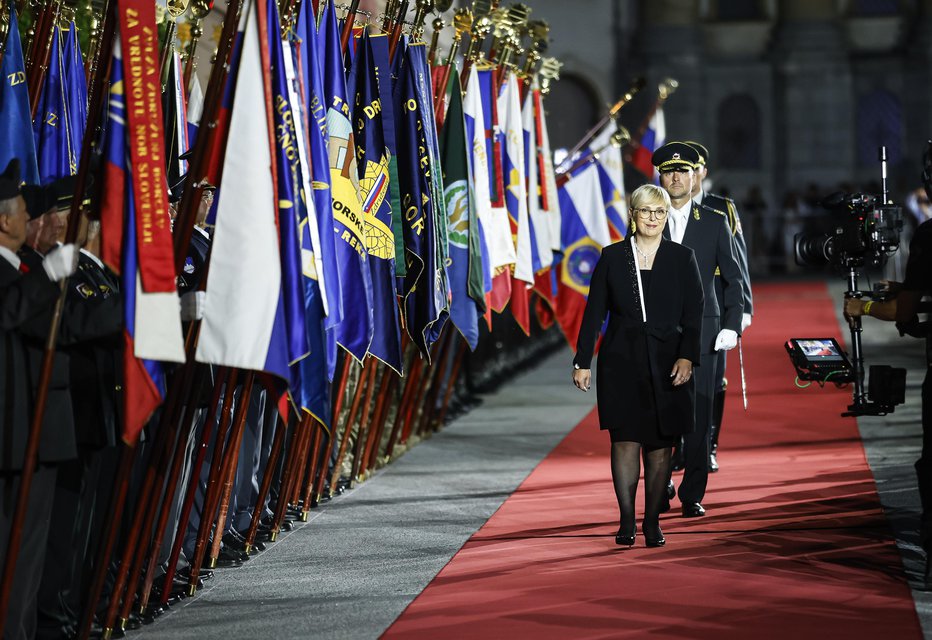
[683,141,754,472]
[652,143,744,517]
[36,219,123,639]
[17,178,124,640]
[0,160,79,640]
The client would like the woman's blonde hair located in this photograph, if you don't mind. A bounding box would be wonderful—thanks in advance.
[628,184,671,231]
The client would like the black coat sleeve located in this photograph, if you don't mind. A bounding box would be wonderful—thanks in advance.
[0,268,60,331]
[677,250,704,365]
[57,281,123,346]
[573,249,610,369]
[18,270,123,346]
[715,217,744,333]
[734,229,752,315]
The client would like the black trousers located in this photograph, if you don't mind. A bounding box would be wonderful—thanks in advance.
[678,350,716,504]
[0,465,57,640]
[712,349,728,446]
[917,366,932,549]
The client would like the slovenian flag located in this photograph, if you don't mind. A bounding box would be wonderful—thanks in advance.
[194,0,291,383]
[500,71,533,334]
[554,161,612,347]
[590,120,628,240]
[631,106,665,182]
[463,67,508,326]
[99,26,186,445]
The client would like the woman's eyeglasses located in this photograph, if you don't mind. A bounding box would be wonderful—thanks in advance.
[632,207,668,220]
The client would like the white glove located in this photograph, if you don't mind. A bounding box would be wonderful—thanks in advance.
[42,243,78,282]
[180,291,206,321]
[741,313,752,333]
[714,328,738,352]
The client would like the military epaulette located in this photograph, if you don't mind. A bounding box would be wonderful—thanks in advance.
[693,202,724,220]
[705,193,739,235]
[707,192,735,206]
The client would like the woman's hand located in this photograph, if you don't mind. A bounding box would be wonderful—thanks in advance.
[670,358,692,386]
[573,368,591,392]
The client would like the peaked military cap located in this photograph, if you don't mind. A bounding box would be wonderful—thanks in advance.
[21,175,85,219]
[0,159,22,201]
[683,141,709,166]
[21,185,55,219]
[651,142,700,172]
[169,174,216,203]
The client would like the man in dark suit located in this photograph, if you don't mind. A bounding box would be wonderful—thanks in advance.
[683,141,754,472]
[34,217,123,640]
[0,160,79,640]
[653,143,744,517]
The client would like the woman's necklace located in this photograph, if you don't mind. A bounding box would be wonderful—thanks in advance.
[633,238,659,268]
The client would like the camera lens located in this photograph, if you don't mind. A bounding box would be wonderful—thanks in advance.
[794,233,834,267]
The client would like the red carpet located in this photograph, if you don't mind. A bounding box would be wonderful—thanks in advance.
[383,282,922,639]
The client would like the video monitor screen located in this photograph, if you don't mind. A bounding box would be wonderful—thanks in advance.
[793,339,845,361]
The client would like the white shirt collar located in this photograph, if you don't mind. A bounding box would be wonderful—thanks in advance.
[0,245,22,270]
[692,190,705,205]
[80,248,105,271]
[668,200,692,245]
[670,199,692,218]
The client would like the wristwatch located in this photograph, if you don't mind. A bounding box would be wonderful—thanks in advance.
[574,363,580,370]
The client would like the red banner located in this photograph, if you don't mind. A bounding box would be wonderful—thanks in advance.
[118,0,176,292]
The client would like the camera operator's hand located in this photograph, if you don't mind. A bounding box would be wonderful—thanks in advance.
[844,298,865,318]
[879,280,903,296]
[714,329,738,351]
[741,313,752,333]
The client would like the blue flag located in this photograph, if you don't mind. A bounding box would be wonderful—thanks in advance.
[267,0,310,390]
[295,0,342,381]
[353,33,403,374]
[320,0,373,364]
[396,43,445,360]
[0,1,38,183]
[34,26,76,182]
[368,34,404,280]
[63,22,87,173]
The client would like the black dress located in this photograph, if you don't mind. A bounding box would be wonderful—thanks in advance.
[573,238,704,441]
[608,269,677,448]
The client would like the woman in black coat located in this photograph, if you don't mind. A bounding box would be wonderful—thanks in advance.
[573,184,704,547]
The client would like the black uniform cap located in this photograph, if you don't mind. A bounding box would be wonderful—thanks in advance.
[651,142,700,172]
[21,175,83,219]
[169,174,216,203]
[683,141,709,167]
[0,159,22,201]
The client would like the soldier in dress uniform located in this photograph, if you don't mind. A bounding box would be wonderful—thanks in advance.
[0,160,78,640]
[682,141,754,472]
[652,143,744,517]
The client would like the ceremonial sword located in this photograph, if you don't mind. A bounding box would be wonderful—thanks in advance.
[738,337,748,410]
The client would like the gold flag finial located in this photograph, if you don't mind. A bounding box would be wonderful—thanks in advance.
[658,77,679,102]
[410,0,434,40]
[538,56,561,96]
[611,127,631,148]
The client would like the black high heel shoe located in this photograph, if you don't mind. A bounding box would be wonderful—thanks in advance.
[643,522,665,548]
[615,525,636,546]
